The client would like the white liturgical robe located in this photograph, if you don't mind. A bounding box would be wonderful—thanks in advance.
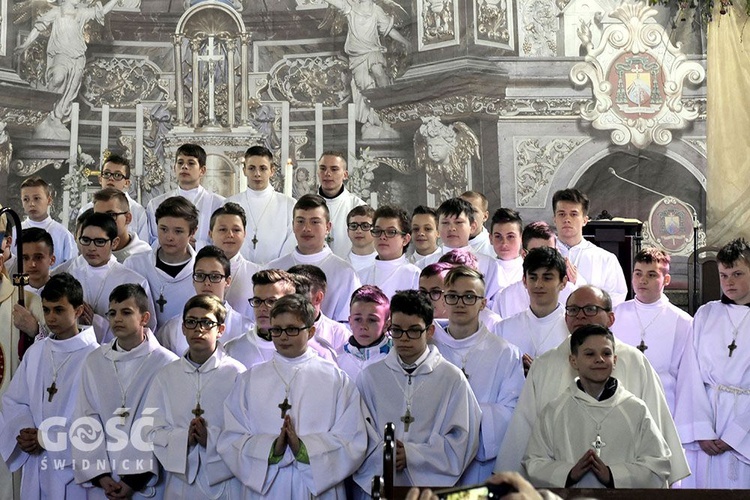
[112,232,152,264]
[223,327,276,369]
[218,349,368,499]
[145,346,245,499]
[226,253,261,320]
[468,227,495,258]
[497,256,523,285]
[0,328,98,500]
[321,187,366,259]
[355,346,482,489]
[556,238,627,306]
[496,307,568,360]
[147,186,225,249]
[432,325,524,484]
[348,251,377,273]
[22,216,78,269]
[358,256,421,299]
[524,379,671,488]
[225,185,296,265]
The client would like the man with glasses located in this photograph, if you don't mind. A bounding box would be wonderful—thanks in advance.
[92,188,151,263]
[495,285,689,486]
[346,205,377,272]
[54,212,157,341]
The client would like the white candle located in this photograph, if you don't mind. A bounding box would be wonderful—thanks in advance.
[63,103,80,229]
[135,104,144,177]
[369,192,378,209]
[99,104,109,166]
[281,101,290,191]
[283,158,293,198]
[315,103,323,163]
[347,103,356,169]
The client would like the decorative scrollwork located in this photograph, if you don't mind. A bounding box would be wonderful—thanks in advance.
[515,137,589,207]
[477,0,510,44]
[62,147,97,226]
[348,148,381,200]
[269,55,351,108]
[81,57,168,108]
[0,107,48,128]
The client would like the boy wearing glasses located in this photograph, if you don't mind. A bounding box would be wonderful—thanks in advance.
[432,266,524,484]
[355,290,481,491]
[56,212,156,341]
[92,188,152,263]
[157,246,252,356]
[219,294,368,498]
[346,205,377,272]
[145,294,245,498]
[359,205,421,299]
[74,284,178,498]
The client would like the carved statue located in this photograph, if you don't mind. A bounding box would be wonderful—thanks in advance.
[0,122,11,174]
[15,0,122,140]
[319,0,411,139]
[414,116,480,200]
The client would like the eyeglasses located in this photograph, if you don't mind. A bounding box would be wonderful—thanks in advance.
[268,325,312,337]
[102,211,128,220]
[389,326,429,339]
[347,222,372,232]
[193,272,227,283]
[419,288,444,302]
[565,305,610,317]
[249,297,278,308]
[443,293,484,305]
[101,172,129,181]
[371,228,407,238]
[78,236,111,247]
[183,318,219,330]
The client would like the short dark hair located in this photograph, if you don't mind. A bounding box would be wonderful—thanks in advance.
[102,154,131,178]
[348,205,375,224]
[195,245,231,277]
[523,246,566,280]
[320,150,347,169]
[183,293,227,325]
[390,289,433,326]
[491,208,522,234]
[109,283,151,313]
[374,205,410,253]
[270,294,316,326]
[211,202,247,230]
[288,264,327,295]
[20,176,51,196]
[292,274,313,298]
[634,247,671,273]
[176,143,207,167]
[437,198,475,224]
[93,188,129,211]
[552,188,590,215]
[460,191,489,211]
[41,273,84,308]
[717,238,750,268]
[22,227,54,254]
[411,205,438,226]
[155,196,199,232]
[294,194,330,221]
[244,145,275,164]
[570,324,615,355]
[522,221,555,250]
[80,212,118,240]
[252,269,297,294]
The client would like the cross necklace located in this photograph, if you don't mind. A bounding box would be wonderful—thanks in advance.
[272,359,302,419]
[725,306,750,357]
[188,354,222,419]
[111,344,152,424]
[246,193,275,250]
[572,395,619,457]
[390,367,429,432]
[633,299,666,353]
[46,347,74,402]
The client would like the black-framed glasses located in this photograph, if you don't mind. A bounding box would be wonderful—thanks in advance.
[419,288,444,302]
[371,228,407,238]
[100,172,129,181]
[444,293,484,306]
[565,305,610,317]
[268,325,312,337]
[78,236,111,247]
[389,326,429,339]
[193,272,227,283]
[347,222,372,232]
[103,211,128,220]
[249,297,278,308]
[183,318,219,330]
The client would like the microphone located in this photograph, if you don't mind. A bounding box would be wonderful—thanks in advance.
[608,167,670,198]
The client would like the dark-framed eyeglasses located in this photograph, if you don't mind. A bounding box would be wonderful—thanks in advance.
[103,211,128,220]
[78,236,111,247]
[443,293,484,306]
[183,318,219,330]
[564,305,610,317]
[389,326,429,339]
[347,222,372,232]
[249,296,278,308]
[268,325,312,337]
[419,288,444,302]
[193,272,227,283]
[100,171,129,181]
[371,228,407,238]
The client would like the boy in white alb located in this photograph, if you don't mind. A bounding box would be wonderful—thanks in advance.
[145,294,245,498]
[157,246,252,355]
[497,247,569,375]
[337,285,392,381]
[208,203,261,319]
[79,154,150,243]
[317,150,366,258]
[409,205,441,266]
[346,205,377,272]
[490,208,524,283]
[359,205,421,298]
[147,143,225,248]
[674,238,750,488]
[460,191,495,258]
[611,248,692,414]
[524,324,671,488]
[0,274,98,499]
[92,188,152,263]
[125,196,198,328]
[218,294,368,498]
[432,266,524,484]
[20,176,77,268]
[268,194,361,321]
[73,284,178,499]
[225,145,296,265]
[354,290,481,491]
[552,188,627,306]
[20,227,55,297]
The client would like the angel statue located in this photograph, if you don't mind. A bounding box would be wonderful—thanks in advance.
[15,0,123,140]
[319,0,412,139]
[414,116,480,200]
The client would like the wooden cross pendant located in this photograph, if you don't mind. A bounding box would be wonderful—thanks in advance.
[278,398,291,419]
[592,434,606,457]
[192,403,205,418]
[400,408,415,432]
[637,340,648,353]
[46,382,58,402]
[117,407,130,424]
[729,340,738,357]
[156,294,167,313]
[251,234,258,249]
